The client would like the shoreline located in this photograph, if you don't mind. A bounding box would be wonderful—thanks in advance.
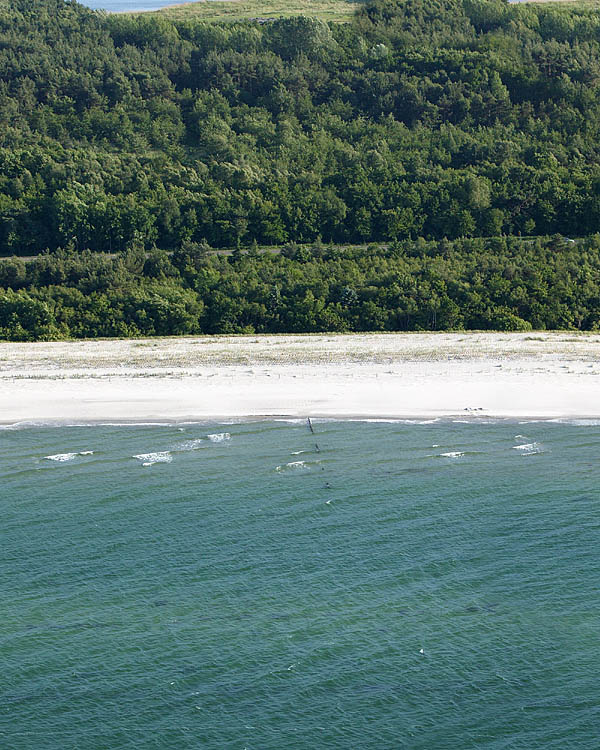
[3,416,600,428]
[2,332,600,422]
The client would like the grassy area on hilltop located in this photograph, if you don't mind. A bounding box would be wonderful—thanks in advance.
[516,0,600,3]
[513,0,600,6]
[142,0,364,22]
[141,0,593,21]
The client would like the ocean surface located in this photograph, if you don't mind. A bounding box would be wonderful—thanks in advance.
[1,419,599,749]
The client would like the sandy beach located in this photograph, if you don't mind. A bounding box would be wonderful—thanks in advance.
[1,332,600,423]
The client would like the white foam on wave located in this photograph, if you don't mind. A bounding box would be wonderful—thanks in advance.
[92,422,170,427]
[548,418,600,427]
[440,451,465,458]
[3,420,84,431]
[43,450,95,462]
[354,418,406,424]
[44,453,78,462]
[512,442,544,455]
[133,451,173,466]
[372,418,442,425]
[207,433,230,443]
[276,460,312,472]
[2,421,44,431]
[1,419,247,431]
[176,438,204,451]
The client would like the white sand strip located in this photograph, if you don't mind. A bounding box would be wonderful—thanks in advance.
[1,332,600,422]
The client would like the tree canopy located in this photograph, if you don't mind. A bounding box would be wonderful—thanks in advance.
[3,0,600,336]
[2,0,600,253]
[2,235,600,339]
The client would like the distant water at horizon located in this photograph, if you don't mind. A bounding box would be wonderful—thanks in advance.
[2,418,600,749]
[84,0,196,13]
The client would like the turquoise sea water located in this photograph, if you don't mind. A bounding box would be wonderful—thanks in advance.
[2,419,600,749]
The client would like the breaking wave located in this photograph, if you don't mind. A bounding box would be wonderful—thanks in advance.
[133,451,173,466]
[512,442,544,456]
[44,453,78,462]
[207,433,231,443]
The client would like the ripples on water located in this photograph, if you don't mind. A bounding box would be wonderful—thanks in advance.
[2,419,599,749]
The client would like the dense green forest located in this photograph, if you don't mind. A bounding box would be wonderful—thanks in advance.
[2,235,600,339]
[3,0,600,252]
[3,0,600,337]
